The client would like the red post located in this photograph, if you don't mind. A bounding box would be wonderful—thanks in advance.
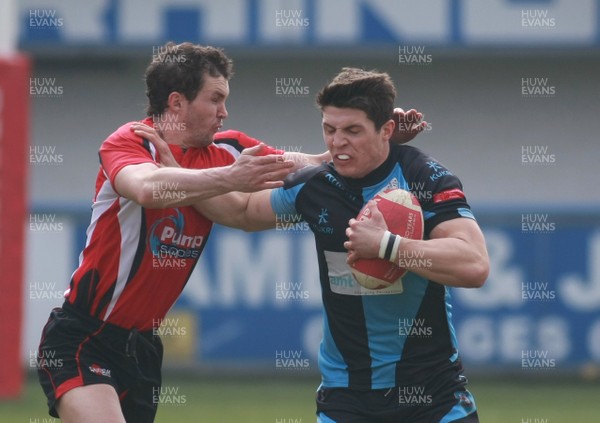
[0,54,30,398]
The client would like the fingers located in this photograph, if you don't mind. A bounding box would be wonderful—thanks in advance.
[400,108,423,122]
[130,122,180,168]
[390,107,428,144]
[130,122,157,138]
[241,143,270,156]
[346,250,358,265]
[343,237,357,265]
[130,122,153,131]
[233,152,295,192]
[258,156,295,173]
[367,202,388,229]
[238,173,288,192]
[131,123,165,147]
[260,166,294,184]
[397,109,423,129]
[368,199,382,215]
[238,153,295,173]
[257,180,285,190]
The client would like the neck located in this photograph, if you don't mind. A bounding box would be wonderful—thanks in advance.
[153,112,185,146]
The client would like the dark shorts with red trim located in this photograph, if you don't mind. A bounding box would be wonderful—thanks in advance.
[36,302,163,423]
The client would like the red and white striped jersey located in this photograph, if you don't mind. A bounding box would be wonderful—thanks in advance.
[65,118,278,331]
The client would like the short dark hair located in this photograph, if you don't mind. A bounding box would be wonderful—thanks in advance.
[145,42,233,116]
[316,67,396,130]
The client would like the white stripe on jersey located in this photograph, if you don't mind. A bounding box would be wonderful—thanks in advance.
[213,142,243,160]
[72,177,119,278]
[103,196,142,320]
[146,140,157,161]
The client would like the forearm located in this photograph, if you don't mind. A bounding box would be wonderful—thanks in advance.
[346,213,489,288]
[193,190,276,232]
[116,145,292,209]
[129,165,238,209]
[392,237,488,288]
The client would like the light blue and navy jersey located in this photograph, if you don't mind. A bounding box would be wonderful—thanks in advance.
[271,144,475,390]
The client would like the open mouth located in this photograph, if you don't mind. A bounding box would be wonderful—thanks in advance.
[336,154,350,161]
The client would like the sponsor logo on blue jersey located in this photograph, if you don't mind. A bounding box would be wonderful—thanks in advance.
[426,160,453,182]
[311,208,334,235]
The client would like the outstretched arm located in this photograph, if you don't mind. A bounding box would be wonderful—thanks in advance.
[117,123,294,209]
[114,143,293,209]
[345,200,489,288]
[193,190,277,232]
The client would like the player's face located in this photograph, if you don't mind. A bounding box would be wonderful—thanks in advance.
[322,106,393,179]
[181,75,229,148]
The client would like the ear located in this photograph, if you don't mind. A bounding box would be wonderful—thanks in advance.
[380,119,395,142]
[166,91,186,112]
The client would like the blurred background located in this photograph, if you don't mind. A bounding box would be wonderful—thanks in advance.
[1,0,599,421]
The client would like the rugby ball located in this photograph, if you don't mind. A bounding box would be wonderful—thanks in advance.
[350,188,424,290]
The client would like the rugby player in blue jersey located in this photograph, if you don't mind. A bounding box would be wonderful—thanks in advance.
[155,67,488,422]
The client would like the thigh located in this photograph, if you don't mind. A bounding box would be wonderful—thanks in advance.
[37,308,122,417]
[57,383,125,423]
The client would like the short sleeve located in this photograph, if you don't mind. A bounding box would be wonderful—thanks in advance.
[270,184,303,217]
[397,146,475,238]
[99,121,156,187]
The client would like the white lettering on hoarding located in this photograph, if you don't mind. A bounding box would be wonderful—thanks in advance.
[19,0,597,45]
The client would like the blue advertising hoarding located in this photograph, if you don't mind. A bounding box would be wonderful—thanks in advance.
[18,0,600,49]
[173,212,600,371]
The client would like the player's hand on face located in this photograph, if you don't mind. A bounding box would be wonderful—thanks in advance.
[345,200,388,265]
[130,122,180,168]
[390,108,427,145]
[231,144,295,192]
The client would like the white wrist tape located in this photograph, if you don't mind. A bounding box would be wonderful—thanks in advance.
[378,231,402,262]
[389,234,402,262]
[378,231,392,260]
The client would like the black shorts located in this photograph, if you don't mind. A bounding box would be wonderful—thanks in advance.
[37,302,163,423]
[316,376,479,422]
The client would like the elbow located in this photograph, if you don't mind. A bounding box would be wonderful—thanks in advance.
[466,257,489,288]
[135,183,168,209]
